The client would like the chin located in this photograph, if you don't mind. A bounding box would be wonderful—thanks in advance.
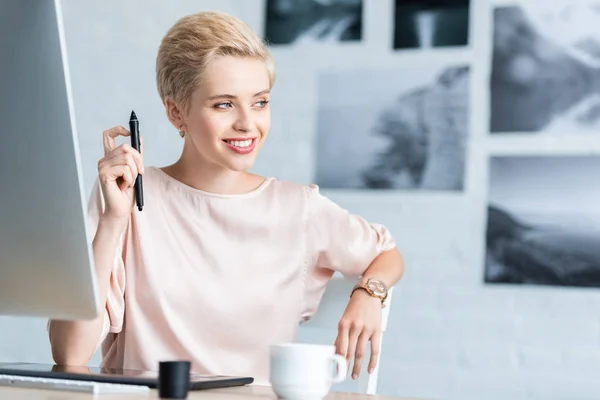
[219,139,263,172]
[224,158,257,172]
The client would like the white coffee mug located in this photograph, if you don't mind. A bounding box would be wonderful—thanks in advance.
[269,343,347,400]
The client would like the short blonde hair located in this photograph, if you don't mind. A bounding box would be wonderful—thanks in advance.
[156,11,275,114]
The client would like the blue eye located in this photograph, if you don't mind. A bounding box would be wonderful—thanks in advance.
[255,100,269,108]
[215,102,232,109]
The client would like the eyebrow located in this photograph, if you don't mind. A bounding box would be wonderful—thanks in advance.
[206,89,270,101]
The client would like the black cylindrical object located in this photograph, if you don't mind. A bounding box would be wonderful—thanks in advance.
[158,360,191,399]
[128,110,144,211]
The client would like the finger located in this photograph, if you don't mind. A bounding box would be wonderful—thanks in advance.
[336,319,350,360]
[106,143,135,157]
[122,145,144,175]
[352,331,370,380]
[138,136,144,173]
[119,168,134,191]
[103,153,139,185]
[368,331,381,375]
[99,165,133,188]
[102,127,130,156]
[105,145,143,175]
[346,323,361,368]
[140,135,144,162]
[121,153,139,182]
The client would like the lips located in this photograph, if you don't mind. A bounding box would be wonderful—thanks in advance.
[221,138,257,154]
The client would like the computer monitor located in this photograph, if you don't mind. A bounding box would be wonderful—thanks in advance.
[0,0,100,320]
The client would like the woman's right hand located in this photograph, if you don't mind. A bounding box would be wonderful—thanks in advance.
[97,126,144,222]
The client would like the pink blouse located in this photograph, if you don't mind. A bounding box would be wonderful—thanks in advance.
[86,167,395,385]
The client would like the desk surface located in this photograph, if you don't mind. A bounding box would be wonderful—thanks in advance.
[0,384,425,399]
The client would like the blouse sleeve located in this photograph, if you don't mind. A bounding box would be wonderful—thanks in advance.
[86,180,127,350]
[306,184,396,277]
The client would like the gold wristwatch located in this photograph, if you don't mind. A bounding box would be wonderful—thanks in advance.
[351,278,389,308]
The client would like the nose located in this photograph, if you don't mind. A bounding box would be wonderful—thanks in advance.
[233,108,253,133]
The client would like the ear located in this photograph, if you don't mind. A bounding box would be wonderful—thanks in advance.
[164,96,186,131]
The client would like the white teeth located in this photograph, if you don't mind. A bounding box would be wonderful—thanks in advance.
[226,139,252,148]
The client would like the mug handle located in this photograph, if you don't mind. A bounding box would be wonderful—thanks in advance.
[330,354,348,384]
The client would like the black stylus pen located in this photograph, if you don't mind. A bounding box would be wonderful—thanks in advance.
[129,110,144,211]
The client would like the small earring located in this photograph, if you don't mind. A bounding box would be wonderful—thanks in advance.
[179,129,185,138]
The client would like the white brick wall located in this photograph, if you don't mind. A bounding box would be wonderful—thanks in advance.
[1,1,600,399]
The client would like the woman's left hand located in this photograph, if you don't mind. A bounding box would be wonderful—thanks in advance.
[334,289,383,380]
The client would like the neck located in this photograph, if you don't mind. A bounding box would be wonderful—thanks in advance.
[162,140,261,195]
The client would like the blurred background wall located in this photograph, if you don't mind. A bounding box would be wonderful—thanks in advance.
[1,0,600,399]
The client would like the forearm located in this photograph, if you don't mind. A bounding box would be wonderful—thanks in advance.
[48,217,126,365]
[361,247,404,288]
[337,247,404,377]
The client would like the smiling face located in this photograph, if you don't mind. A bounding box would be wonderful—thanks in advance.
[170,55,272,172]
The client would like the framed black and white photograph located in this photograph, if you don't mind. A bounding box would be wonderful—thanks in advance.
[314,64,469,191]
[393,0,470,50]
[490,3,600,134]
[264,0,363,45]
[485,156,600,287]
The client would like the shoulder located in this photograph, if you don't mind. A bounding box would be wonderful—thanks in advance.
[267,179,336,206]
[263,178,322,202]
[256,178,319,219]
[262,179,340,222]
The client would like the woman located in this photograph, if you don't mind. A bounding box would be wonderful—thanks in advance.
[48,10,404,385]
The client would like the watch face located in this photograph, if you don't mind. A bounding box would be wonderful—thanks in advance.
[367,279,387,296]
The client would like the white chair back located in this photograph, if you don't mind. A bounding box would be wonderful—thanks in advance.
[296,275,394,394]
